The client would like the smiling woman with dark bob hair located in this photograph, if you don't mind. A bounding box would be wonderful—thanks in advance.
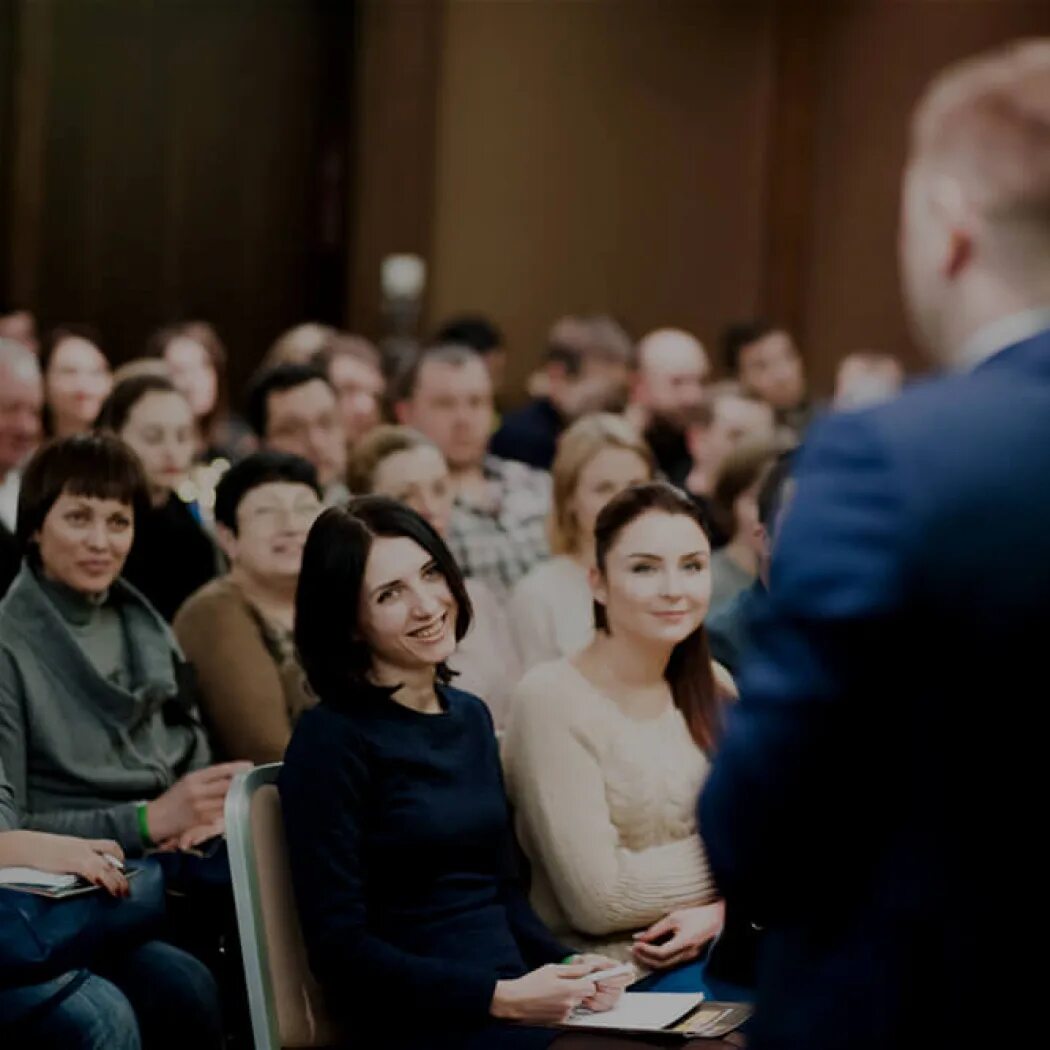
[281,496,730,1050]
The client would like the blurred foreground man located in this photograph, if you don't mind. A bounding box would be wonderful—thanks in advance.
[701,40,1050,1050]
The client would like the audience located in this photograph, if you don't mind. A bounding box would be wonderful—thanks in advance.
[95,375,219,621]
[683,383,777,547]
[505,482,733,992]
[706,451,794,677]
[707,442,779,611]
[0,433,248,854]
[491,314,633,470]
[174,451,321,763]
[0,762,223,1050]
[0,305,39,354]
[509,414,654,671]
[245,362,349,505]
[264,322,338,367]
[41,326,112,439]
[433,313,508,402]
[0,339,43,595]
[149,322,255,462]
[833,351,905,409]
[395,345,551,598]
[348,425,521,727]
[628,328,710,487]
[721,321,812,439]
[312,333,386,450]
[279,496,721,1050]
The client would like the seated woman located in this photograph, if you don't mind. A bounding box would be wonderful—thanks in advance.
[96,374,219,621]
[348,425,521,728]
[0,433,248,855]
[505,482,736,994]
[509,415,653,671]
[707,442,777,613]
[281,497,726,1050]
[174,451,323,763]
[40,326,112,439]
[0,762,222,1050]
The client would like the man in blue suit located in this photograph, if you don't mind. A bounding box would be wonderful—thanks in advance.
[701,40,1050,1050]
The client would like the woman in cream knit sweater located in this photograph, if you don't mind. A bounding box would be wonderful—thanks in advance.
[504,481,733,991]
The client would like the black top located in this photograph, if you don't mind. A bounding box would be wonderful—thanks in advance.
[489,397,564,470]
[122,494,218,622]
[280,683,570,1050]
[643,417,692,489]
[0,522,18,601]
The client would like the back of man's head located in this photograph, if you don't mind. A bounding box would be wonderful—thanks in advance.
[904,39,1050,357]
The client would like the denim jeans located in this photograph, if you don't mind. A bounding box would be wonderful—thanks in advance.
[0,971,141,1050]
[97,940,224,1050]
[0,939,222,1050]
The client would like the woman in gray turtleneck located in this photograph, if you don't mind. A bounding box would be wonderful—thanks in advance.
[0,433,247,856]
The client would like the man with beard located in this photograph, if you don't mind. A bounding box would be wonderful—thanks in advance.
[628,328,711,486]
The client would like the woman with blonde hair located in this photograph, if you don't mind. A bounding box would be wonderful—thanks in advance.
[348,425,521,727]
[509,413,653,670]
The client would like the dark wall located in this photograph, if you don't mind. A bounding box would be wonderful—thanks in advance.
[1,0,353,398]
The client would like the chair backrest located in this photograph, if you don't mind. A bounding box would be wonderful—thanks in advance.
[226,763,341,1050]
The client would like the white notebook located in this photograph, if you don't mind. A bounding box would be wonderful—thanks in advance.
[563,992,704,1033]
[0,866,79,891]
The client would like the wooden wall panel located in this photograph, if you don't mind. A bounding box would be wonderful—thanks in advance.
[427,0,775,397]
[3,0,351,397]
[804,0,1050,390]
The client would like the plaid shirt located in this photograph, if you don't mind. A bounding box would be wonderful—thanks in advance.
[446,456,552,600]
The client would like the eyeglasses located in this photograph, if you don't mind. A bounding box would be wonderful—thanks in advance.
[242,501,321,529]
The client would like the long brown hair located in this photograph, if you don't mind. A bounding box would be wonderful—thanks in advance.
[593,481,722,753]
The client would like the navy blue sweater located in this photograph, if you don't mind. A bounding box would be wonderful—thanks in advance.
[280,683,570,1043]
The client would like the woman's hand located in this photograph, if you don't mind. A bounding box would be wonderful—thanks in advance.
[491,962,598,1023]
[631,901,725,970]
[563,954,635,1012]
[145,761,250,843]
[0,830,129,897]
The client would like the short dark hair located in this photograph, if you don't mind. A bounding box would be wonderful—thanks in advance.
[95,374,180,434]
[245,363,332,438]
[711,441,780,538]
[214,450,322,533]
[756,449,795,531]
[391,344,484,404]
[722,320,779,375]
[593,481,722,754]
[295,496,473,702]
[16,433,150,560]
[432,315,503,355]
[40,324,106,376]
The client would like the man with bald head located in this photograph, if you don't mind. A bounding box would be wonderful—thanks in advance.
[0,339,43,594]
[629,327,710,484]
[702,40,1050,1049]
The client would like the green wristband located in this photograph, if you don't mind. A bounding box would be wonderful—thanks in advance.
[136,802,153,847]
[560,954,579,964]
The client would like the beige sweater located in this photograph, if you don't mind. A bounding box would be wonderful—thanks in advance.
[508,555,594,671]
[503,658,718,961]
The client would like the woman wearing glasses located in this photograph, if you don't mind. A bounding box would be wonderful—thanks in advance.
[174,451,323,764]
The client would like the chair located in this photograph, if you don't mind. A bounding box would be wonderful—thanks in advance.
[226,763,342,1049]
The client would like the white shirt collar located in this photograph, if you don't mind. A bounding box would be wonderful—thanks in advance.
[0,470,20,533]
[956,304,1050,372]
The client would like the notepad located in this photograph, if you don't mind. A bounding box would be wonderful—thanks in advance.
[0,865,140,899]
[563,992,704,1033]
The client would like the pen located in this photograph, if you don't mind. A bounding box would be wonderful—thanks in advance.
[102,853,125,871]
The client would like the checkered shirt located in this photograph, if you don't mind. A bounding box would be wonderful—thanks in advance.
[446,456,552,600]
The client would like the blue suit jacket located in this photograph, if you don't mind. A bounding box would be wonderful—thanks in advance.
[700,328,1050,1050]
